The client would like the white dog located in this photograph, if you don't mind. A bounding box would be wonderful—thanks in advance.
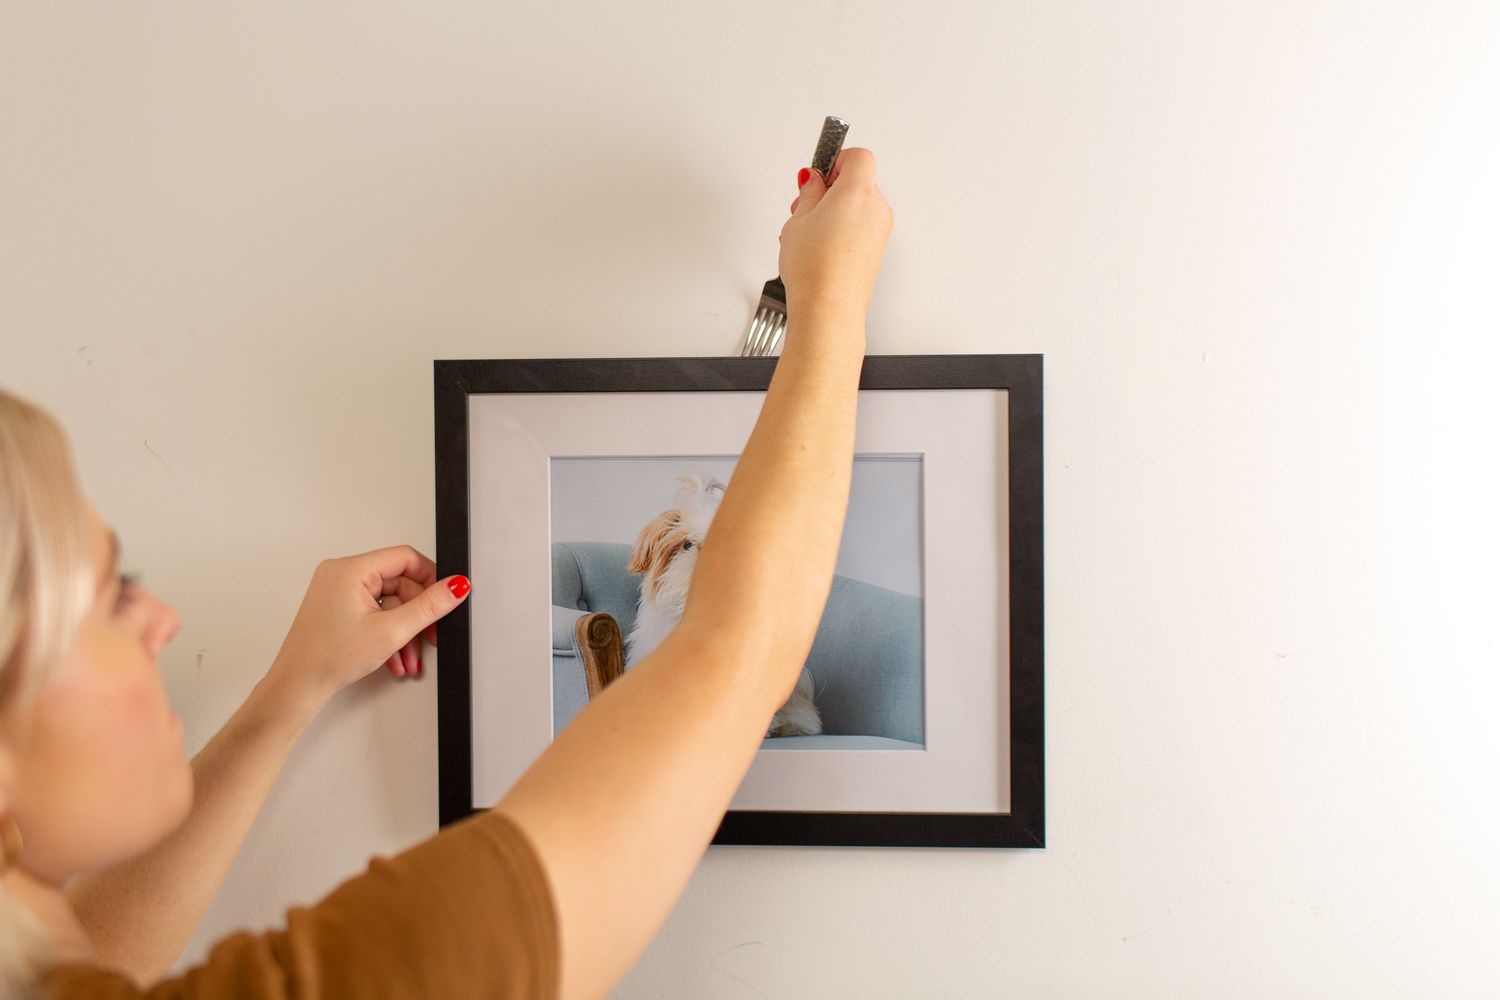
[625,473,822,738]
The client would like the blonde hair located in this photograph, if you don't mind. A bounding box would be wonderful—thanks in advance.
[0,387,93,997]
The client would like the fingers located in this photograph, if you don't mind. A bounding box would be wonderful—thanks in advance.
[379,592,411,676]
[392,578,425,676]
[790,147,873,218]
[358,544,438,589]
[390,576,442,645]
[386,575,427,603]
[329,546,459,682]
[382,575,470,658]
[828,147,875,187]
[376,577,432,678]
[380,636,421,677]
[792,165,828,217]
[378,575,441,646]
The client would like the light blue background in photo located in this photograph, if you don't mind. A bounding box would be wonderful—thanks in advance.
[549,454,922,597]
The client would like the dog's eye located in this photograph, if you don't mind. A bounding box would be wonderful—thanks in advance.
[682,540,694,551]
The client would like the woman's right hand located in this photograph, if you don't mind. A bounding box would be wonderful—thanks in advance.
[777,147,894,318]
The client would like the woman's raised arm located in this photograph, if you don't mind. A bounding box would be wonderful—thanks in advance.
[495,148,894,1000]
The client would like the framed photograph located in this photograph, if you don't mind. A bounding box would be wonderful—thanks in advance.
[434,355,1043,848]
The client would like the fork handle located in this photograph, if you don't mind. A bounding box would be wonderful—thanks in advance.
[810,116,849,182]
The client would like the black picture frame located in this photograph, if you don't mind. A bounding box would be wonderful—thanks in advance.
[434,355,1044,848]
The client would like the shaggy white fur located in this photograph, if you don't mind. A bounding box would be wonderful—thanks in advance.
[624,473,822,738]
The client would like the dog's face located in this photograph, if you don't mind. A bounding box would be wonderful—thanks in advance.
[627,474,724,608]
[626,508,702,605]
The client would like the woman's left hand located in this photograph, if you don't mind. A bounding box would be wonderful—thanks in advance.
[267,545,471,708]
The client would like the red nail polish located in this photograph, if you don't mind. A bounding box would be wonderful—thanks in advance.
[447,575,471,599]
[797,167,810,189]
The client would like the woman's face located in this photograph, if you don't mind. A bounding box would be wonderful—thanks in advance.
[1,502,192,884]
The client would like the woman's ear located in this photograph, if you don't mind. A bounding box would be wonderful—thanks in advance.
[627,510,679,576]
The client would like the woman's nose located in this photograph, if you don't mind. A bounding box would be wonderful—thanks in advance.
[142,592,182,658]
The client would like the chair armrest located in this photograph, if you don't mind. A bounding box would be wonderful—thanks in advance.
[574,612,625,698]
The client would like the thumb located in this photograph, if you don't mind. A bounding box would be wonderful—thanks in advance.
[793,166,829,216]
[385,574,471,644]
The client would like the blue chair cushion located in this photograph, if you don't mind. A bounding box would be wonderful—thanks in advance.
[550,540,924,745]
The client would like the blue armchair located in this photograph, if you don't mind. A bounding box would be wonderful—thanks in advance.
[551,541,924,750]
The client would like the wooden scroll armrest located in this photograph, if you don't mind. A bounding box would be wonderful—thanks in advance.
[574,612,626,699]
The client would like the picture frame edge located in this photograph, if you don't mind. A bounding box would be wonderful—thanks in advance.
[435,354,1045,848]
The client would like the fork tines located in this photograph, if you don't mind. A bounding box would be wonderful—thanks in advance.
[740,276,788,357]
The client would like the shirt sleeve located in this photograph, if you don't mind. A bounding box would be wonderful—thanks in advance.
[41,810,559,1000]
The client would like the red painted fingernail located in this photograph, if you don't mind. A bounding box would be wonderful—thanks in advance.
[797,167,810,189]
[417,656,423,674]
[447,575,471,599]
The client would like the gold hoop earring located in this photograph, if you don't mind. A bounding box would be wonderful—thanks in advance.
[0,816,21,873]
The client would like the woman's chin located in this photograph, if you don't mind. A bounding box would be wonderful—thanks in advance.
[123,761,194,869]
[168,757,195,828]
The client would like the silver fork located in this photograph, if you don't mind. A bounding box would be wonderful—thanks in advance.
[741,277,787,357]
[739,116,849,358]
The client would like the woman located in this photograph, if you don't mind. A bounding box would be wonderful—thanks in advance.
[1,149,892,999]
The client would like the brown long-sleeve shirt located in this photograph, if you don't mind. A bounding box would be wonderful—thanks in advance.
[40,810,558,999]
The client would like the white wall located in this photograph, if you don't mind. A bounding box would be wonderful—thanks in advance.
[3,2,1497,996]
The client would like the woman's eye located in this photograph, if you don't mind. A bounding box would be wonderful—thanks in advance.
[115,573,138,611]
